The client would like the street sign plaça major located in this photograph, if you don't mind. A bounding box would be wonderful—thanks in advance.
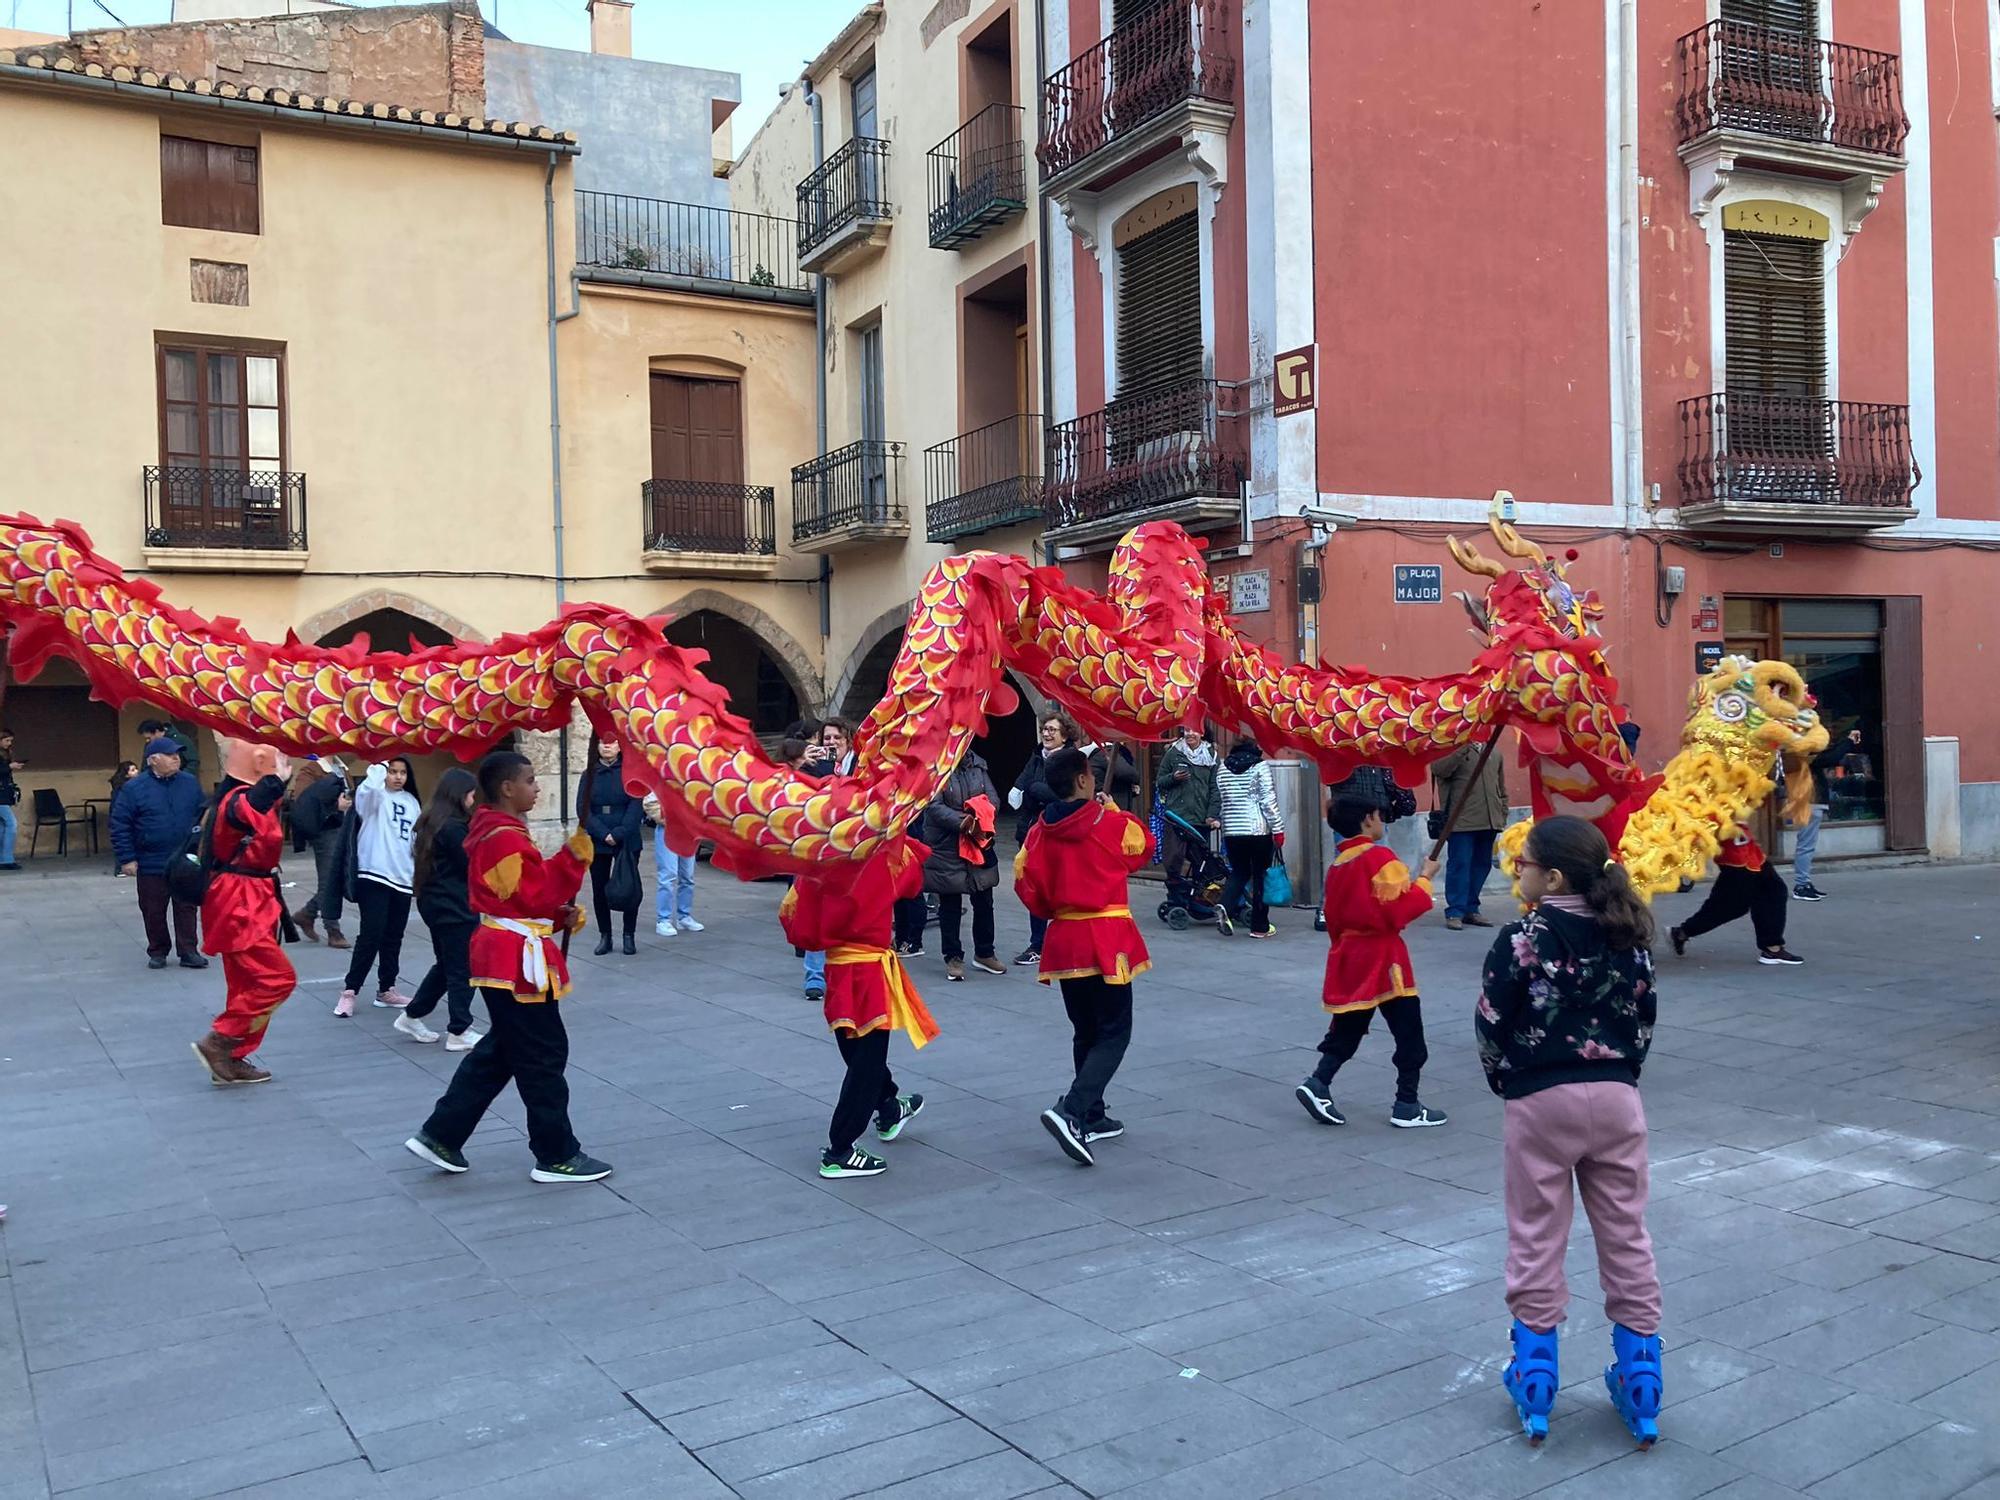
[1393,564,1443,603]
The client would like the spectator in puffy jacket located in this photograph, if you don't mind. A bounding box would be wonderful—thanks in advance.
[1157,725,1220,901]
[1217,740,1284,938]
[918,750,1004,981]
[289,759,353,948]
[112,737,208,969]
[580,743,644,956]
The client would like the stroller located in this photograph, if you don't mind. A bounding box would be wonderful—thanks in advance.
[1156,807,1231,930]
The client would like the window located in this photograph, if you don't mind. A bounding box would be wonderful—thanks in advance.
[156,341,287,537]
[1116,205,1201,396]
[1725,231,1825,398]
[161,135,260,234]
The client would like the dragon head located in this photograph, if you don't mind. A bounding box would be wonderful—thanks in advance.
[1682,654,1830,825]
[1449,494,1651,844]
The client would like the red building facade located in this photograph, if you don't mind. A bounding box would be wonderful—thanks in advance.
[1038,0,1999,861]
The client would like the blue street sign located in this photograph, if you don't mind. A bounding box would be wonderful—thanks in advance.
[1393,564,1443,603]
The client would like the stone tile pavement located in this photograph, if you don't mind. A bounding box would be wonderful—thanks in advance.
[2,854,1998,1499]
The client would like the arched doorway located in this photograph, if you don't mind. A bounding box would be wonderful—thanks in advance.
[664,610,802,738]
[838,626,904,724]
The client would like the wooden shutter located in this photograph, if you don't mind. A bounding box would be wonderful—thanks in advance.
[652,374,743,483]
[161,136,260,234]
[649,374,691,480]
[1721,0,1817,34]
[1116,209,1201,395]
[1725,232,1824,397]
[1881,595,1924,850]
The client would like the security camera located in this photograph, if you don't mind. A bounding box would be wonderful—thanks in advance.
[1298,504,1359,528]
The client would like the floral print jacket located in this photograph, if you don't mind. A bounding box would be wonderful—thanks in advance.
[1475,907,1656,1100]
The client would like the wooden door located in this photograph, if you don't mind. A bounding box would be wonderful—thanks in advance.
[1881,596,1924,850]
[649,374,745,544]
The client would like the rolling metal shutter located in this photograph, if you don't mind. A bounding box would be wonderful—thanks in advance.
[1115,209,1202,395]
[1721,0,1817,35]
[1725,231,1825,398]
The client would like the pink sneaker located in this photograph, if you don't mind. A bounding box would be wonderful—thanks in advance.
[373,988,412,1009]
[333,990,357,1018]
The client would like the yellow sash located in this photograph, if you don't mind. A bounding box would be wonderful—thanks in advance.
[826,943,939,1049]
[1053,906,1133,921]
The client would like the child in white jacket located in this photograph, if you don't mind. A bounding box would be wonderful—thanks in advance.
[336,758,423,1017]
[1216,741,1284,938]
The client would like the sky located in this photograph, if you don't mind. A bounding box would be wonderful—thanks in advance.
[7,0,849,141]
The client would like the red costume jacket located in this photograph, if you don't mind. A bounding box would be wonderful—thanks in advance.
[1321,835,1433,1014]
[1014,800,1154,985]
[1715,833,1766,871]
[780,835,936,1045]
[465,806,592,1001]
[201,776,287,955]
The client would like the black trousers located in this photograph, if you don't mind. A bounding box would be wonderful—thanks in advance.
[1059,975,1133,1125]
[405,919,475,1034]
[589,853,637,940]
[1315,995,1429,1105]
[829,1027,899,1156]
[344,879,411,994]
[1222,834,1275,932]
[893,896,928,951]
[136,872,200,960]
[1682,863,1788,950]
[297,827,346,926]
[937,888,996,962]
[421,987,580,1166]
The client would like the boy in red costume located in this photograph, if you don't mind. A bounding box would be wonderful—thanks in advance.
[1667,824,1802,966]
[1015,747,1154,1166]
[781,833,935,1179]
[405,749,613,1184]
[191,738,299,1086]
[1295,794,1448,1129]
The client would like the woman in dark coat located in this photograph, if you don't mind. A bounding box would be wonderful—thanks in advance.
[1008,713,1076,964]
[920,750,1004,981]
[579,743,644,955]
[1084,741,1142,814]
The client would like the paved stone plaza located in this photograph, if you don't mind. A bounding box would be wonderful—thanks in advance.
[2,855,1998,1499]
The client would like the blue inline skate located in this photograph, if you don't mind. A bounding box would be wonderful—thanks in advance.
[1604,1323,1662,1447]
[1502,1319,1559,1445]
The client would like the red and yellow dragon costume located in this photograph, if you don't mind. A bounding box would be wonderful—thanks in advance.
[0,499,1652,876]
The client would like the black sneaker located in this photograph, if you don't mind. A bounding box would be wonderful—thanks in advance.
[820,1147,887,1178]
[147,956,168,970]
[1216,908,1235,936]
[178,954,209,970]
[1013,947,1040,967]
[1669,926,1687,957]
[895,941,924,958]
[1792,883,1825,902]
[1040,1105,1095,1166]
[804,985,826,1003]
[1390,1101,1449,1129]
[876,1094,925,1142]
[530,1153,614,1183]
[1295,1080,1345,1126]
[1313,909,1327,933]
[403,1134,469,1173]
[1083,1116,1124,1143]
[1758,947,1806,966]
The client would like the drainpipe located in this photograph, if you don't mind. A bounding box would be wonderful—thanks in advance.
[807,80,833,646]
[1615,0,1643,532]
[1033,0,1054,570]
[545,150,575,820]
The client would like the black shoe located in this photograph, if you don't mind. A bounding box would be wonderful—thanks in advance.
[804,985,826,1003]
[1013,947,1040,967]
[0,863,21,872]
[530,1153,613,1183]
[403,1134,469,1173]
[1040,1105,1095,1166]
[621,934,637,955]
[178,954,209,970]
[1792,883,1825,902]
[1217,908,1235,936]
[1390,1101,1449,1129]
[1313,909,1327,933]
[876,1094,925,1142]
[1758,947,1806,966]
[1669,926,1687,958]
[147,955,168,970]
[1083,1116,1124,1143]
[820,1147,887,1179]
[593,935,613,956]
[1295,1079,1345,1125]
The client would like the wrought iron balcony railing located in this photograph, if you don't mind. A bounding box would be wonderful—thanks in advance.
[791,440,906,541]
[925,413,1044,542]
[927,103,1027,249]
[576,192,807,292]
[1675,21,1907,155]
[144,465,308,550]
[797,137,892,259]
[1678,393,1918,510]
[641,479,777,555]
[1038,0,1235,183]
[1043,377,1246,531]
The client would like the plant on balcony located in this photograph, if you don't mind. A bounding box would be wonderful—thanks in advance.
[749,263,777,287]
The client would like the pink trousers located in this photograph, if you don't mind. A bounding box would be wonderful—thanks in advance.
[1503,1080,1661,1335]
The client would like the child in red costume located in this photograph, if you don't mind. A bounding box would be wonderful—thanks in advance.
[1295,794,1448,1129]
[781,833,935,1179]
[405,750,613,1184]
[1015,748,1154,1166]
[191,738,298,1087]
[1667,824,1802,966]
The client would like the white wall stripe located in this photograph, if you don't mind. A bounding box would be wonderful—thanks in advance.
[1901,0,1938,520]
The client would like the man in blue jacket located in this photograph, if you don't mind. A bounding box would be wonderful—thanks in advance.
[113,737,209,970]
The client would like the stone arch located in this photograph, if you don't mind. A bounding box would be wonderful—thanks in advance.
[655,587,823,723]
[297,590,487,649]
[828,600,913,723]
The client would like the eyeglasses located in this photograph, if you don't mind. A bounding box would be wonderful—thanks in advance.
[1515,858,1546,872]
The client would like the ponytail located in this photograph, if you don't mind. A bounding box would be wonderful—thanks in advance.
[1524,815,1655,952]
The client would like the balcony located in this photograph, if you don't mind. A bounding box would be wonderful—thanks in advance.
[142,465,308,571]
[927,104,1027,250]
[791,440,908,552]
[1038,0,1235,193]
[1042,377,1246,548]
[1675,21,1907,232]
[1677,393,1919,533]
[797,137,892,275]
[925,414,1044,543]
[640,480,779,577]
[576,192,811,304]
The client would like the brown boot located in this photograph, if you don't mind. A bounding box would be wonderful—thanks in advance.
[231,1054,273,1085]
[326,923,351,950]
[191,1031,237,1085]
[295,909,320,943]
